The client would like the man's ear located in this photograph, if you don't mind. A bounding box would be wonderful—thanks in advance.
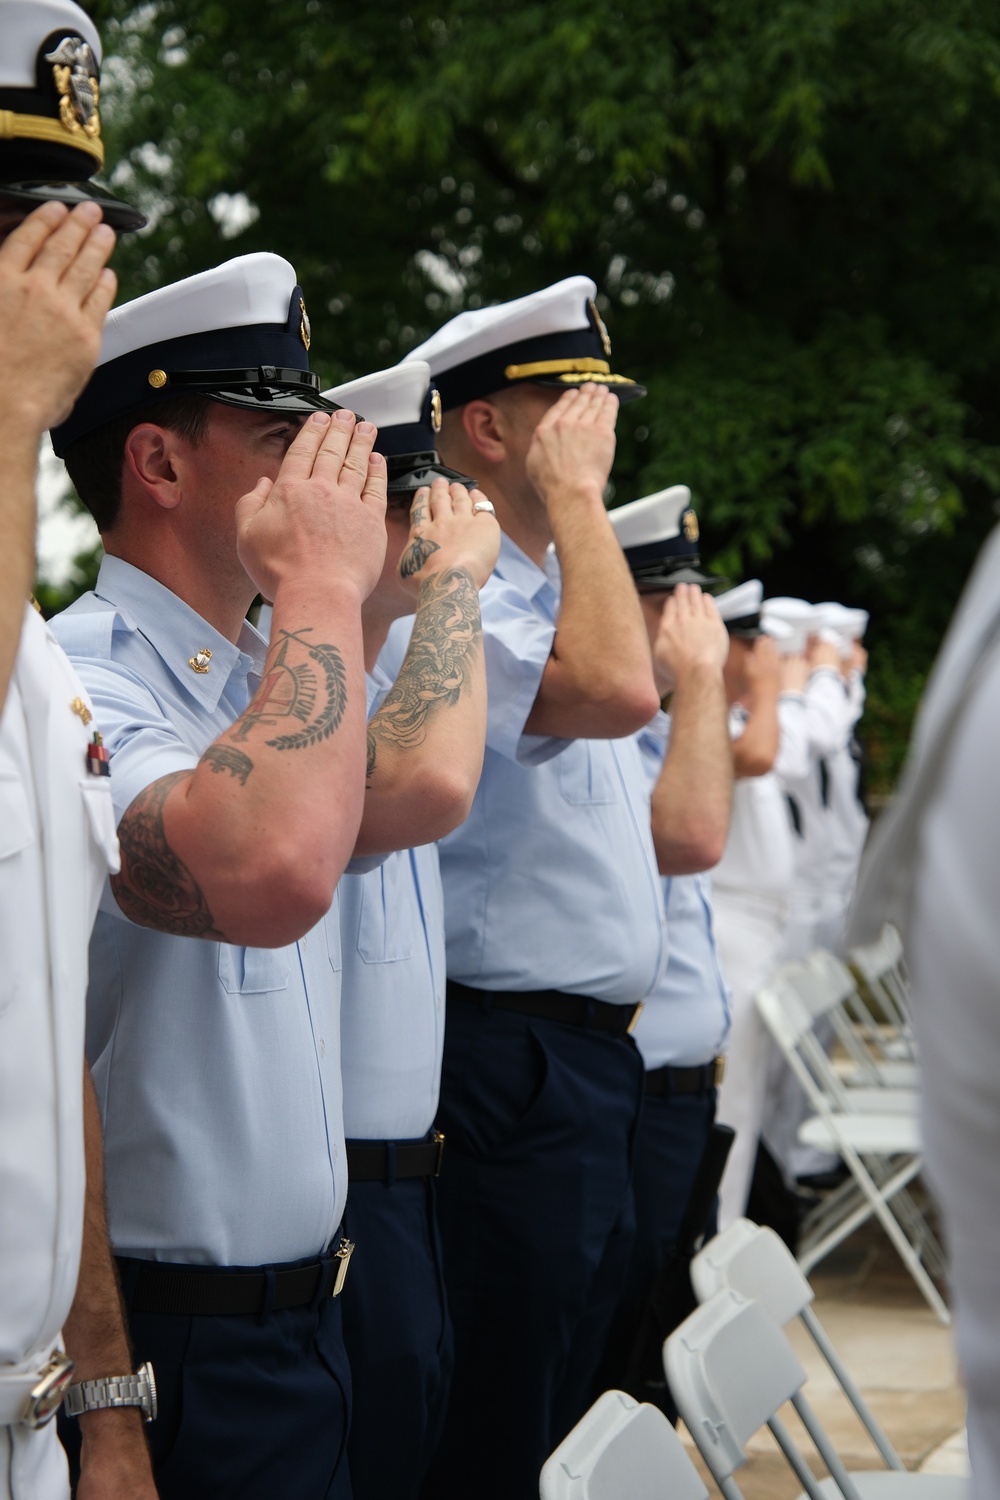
[461,399,507,465]
[123,425,184,512]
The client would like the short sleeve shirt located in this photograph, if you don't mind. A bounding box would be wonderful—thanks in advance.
[52,557,346,1266]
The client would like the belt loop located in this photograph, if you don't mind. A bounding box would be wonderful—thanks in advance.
[386,1141,397,1188]
[258,1266,277,1325]
[311,1253,333,1311]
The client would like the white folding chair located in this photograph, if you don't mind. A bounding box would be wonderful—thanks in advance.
[539,1388,707,1500]
[755,972,949,1322]
[665,1289,966,1499]
[847,924,918,1068]
[793,950,919,1102]
[691,1219,967,1496]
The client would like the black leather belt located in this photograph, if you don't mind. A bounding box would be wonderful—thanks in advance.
[117,1240,354,1317]
[447,979,643,1037]
[644,1057,725,1098]
[346,1133,445,1183]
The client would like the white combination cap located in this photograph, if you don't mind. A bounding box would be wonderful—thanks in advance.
[0,0,144,228]
[323,361,476,494]
[715,580,764,635]
[401,275,645,409]
[52,253,332,456]
[609,485,724,592]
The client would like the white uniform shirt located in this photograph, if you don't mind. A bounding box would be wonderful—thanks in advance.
[711,695,806,909]
[0,607,118,1495]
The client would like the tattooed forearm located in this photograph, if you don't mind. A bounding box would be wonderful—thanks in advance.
[370,567,481,755]
[111,770,225,939]
[230,627,348,751]
[399,535,441,579]
[366,728,377,786]
[201,744,254,785]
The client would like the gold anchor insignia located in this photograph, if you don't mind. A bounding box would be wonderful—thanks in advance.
[299,297,312,351]
[189,648,213,674]
[70,696,93,726]
[430,388,443,434]
[587,298,613,359]
[682,509,700,543]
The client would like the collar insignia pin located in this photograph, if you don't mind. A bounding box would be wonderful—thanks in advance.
[70,696,93,726]
[189,648,213,674]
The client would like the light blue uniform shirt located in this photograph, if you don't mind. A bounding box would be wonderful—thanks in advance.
[52,557,346,1267]
[381,534,665,1002]
[632,712,732,1068]
[339,665,446,1139]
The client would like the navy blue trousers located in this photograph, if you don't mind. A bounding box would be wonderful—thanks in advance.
[340,1173,453,1500]
[420,1002,644,1500]
[575,1085,717,1421]
[61,1253,353,1500]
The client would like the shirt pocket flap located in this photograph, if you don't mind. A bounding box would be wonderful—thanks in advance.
[0,773,34,860]
[79,779,121,874]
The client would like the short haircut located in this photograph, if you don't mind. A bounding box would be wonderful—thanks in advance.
[62,394,212,533]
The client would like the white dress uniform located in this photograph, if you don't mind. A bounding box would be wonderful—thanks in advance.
[0,606,119,1500]
[849,523,1000,1500]
[712,692,808,1224]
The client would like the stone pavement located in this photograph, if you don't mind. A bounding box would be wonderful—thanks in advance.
[677,1218,968,1496]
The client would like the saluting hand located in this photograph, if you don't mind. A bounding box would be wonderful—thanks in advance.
[0,200,117,432]
[525,383,619,511]
[397,477,501,591]
[743,634,781,693]
[236,409,388,604]
[652,583,730,694]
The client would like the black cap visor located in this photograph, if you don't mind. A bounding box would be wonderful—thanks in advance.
[156,365,339,418]
[528,372,646,403]
[0,177,147,232]
[386,454,478,497]
[633,564,729,595]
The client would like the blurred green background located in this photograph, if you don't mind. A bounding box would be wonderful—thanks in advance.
[43,0,1000,791]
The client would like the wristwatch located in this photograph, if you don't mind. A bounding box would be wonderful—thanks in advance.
[62,1361,157,1423]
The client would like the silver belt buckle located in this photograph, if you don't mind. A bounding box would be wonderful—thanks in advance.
[23,1352,75,1430]
[332,1237,355,1298]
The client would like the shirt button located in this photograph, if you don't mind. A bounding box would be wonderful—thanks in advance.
[319,1038,326,1056]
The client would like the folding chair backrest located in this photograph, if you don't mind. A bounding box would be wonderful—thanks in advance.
[691,1220,905,1471]
[539,1388,708,1500]
[666,1291,860,1500]
[795,950,858,1022]
[691,1218,812,1324]
[756,978,839,1116]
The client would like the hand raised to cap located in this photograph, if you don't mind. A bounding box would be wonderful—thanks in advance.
[743,633,781,689]
[525,382,619,511]
[780,652,810,694]
[236,409,388,604]
[0,200,117,432]
[652,582,730,692]
[807,637,841,670]
[398,478,501,592]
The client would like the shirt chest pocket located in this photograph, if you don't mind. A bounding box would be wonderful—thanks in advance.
[355,858,417,964]
[557,742,619,806]
[79,779,120,872]
[0,772,35,860]
[218,943,293,995]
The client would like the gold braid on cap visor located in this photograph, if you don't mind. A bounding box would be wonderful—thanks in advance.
[0,107,104,166]
[502,356,633,384]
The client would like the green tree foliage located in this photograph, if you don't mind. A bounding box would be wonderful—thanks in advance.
[72,0,1000,785]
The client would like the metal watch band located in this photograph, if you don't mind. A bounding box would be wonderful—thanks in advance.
[63,1360,157,1423]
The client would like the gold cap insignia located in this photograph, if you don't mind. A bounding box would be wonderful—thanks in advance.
[148,369,168,389]
[299,297,311,351]
[44,37,102,143]
[70,696,93,726]
[189,648,213,674]
[430,388,443,434]
[682,509,700,543]
[587,298,613,359]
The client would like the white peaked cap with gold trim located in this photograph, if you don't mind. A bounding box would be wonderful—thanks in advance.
[401,276,645,409]
[51,253,333,456]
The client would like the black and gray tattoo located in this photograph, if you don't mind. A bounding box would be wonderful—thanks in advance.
[230,627,348,751]
[399,535,441,579]
[370,567,481,758]
[201,744,254,785]
[111,770,225,939]
[366,728,377,786]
